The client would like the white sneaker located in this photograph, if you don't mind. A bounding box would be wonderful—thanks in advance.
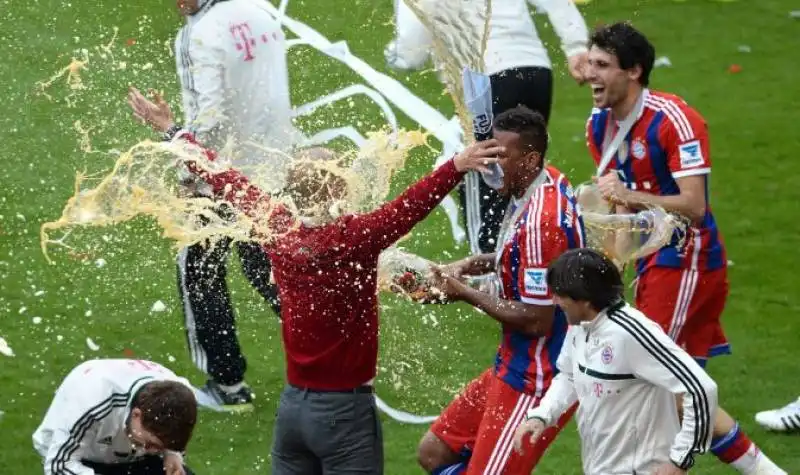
[755,397,800,432]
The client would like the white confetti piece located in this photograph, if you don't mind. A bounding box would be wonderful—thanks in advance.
[86,338,100,351]
[32,316,42,324]
[56,335,64,342]
[168,355,176,363]
[737,45,751,53]
[790,10,800,19]
[85,310,92,317]
[95,258,106,268]
[34,290,45,297]
[19,306,27,314]
[150,300,167,313]
[0,337,14,357]
[654,56,672,68]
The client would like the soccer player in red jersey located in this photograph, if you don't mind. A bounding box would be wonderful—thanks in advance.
[416,107,584,475]
[585,22,786,475]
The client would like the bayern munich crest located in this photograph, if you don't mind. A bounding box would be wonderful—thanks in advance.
[601,344,614,364]
[632,138,647,159]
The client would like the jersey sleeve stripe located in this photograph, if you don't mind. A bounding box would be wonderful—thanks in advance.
[672,168,710,179]
[535,188,545,264]
[645,96,693,142]
[50,394,129,475]
[608,310,711,467]
[520,296,554,305]
[555,175,565,233]
[178,26,199,133]
[525,189,544,265]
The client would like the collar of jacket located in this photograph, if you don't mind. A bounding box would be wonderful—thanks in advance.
[579,299,626,333]
[189,0,229,18]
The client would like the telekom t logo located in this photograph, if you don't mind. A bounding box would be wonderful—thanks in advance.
[230,22,257,61]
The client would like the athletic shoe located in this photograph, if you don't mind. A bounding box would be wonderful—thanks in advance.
[755,397,800,432]
[199,380,255,413]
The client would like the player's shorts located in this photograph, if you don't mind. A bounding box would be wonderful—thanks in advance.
[431,367,576,474]
[635,266,731,366]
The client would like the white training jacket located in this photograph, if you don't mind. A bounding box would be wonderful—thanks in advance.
[32,359,194,475]
[175,0,302,192]
[526,302,718,474]
[387,0,588,74]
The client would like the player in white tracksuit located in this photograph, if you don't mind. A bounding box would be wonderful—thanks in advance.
[32,359,198,475]
[168,0,302,410]
[385,0,589,255]
[513,249,719,474]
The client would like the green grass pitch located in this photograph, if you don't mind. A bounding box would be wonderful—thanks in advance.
[1,0,798,473]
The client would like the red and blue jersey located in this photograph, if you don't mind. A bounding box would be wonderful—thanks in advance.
[586,89,727,276]
[495,166,585,396]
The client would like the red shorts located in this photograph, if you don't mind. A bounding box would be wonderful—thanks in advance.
[635,266,730,363]
[431,368,576,474]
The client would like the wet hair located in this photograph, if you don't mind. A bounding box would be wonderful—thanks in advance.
[131,381,197,452]
[547,248,624,312]
[492,106,549,158]
[589,22,655,86]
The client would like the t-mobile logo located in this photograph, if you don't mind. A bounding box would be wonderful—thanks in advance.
[230,22,257,61]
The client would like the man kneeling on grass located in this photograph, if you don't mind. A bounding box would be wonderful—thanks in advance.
[33,358,198,475]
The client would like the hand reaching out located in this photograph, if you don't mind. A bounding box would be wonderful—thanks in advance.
[127,87,174,133]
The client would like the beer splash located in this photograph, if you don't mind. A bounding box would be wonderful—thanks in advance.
[41,129,431,263]
[403,0,491,140]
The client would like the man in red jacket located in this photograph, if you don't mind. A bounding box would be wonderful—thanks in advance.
[128,87,502,475]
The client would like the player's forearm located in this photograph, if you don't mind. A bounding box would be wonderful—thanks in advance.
[463,253,497,275]
[173,131,274,219]
[621,190,706,223]
[671,374,718,469]
[530,0,588,57]
[355,159,464,251]
[44,447,96,475]
[453,283,553,335]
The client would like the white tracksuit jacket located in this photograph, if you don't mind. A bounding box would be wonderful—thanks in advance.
[388,0,588,74]
[32,359,194,475]
[175,0,302,193]
[527,303,718,474]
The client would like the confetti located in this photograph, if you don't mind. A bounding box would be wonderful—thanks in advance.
[0,337,14,357]
[654,56,672,68]
[86,338,100,351]
[150,300,167,313]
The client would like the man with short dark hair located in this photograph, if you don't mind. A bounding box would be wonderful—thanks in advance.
[584,22,786,475]
[417,106,584,475]
[512,248,719,475]
[33,359,198,475]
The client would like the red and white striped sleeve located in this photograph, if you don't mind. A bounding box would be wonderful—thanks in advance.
[516,185,570,306]
[650,95,712,179]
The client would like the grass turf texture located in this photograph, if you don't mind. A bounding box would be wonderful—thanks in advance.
[1,0,798,473]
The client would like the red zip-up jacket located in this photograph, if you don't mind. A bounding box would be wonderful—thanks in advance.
[177,132,464,390]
